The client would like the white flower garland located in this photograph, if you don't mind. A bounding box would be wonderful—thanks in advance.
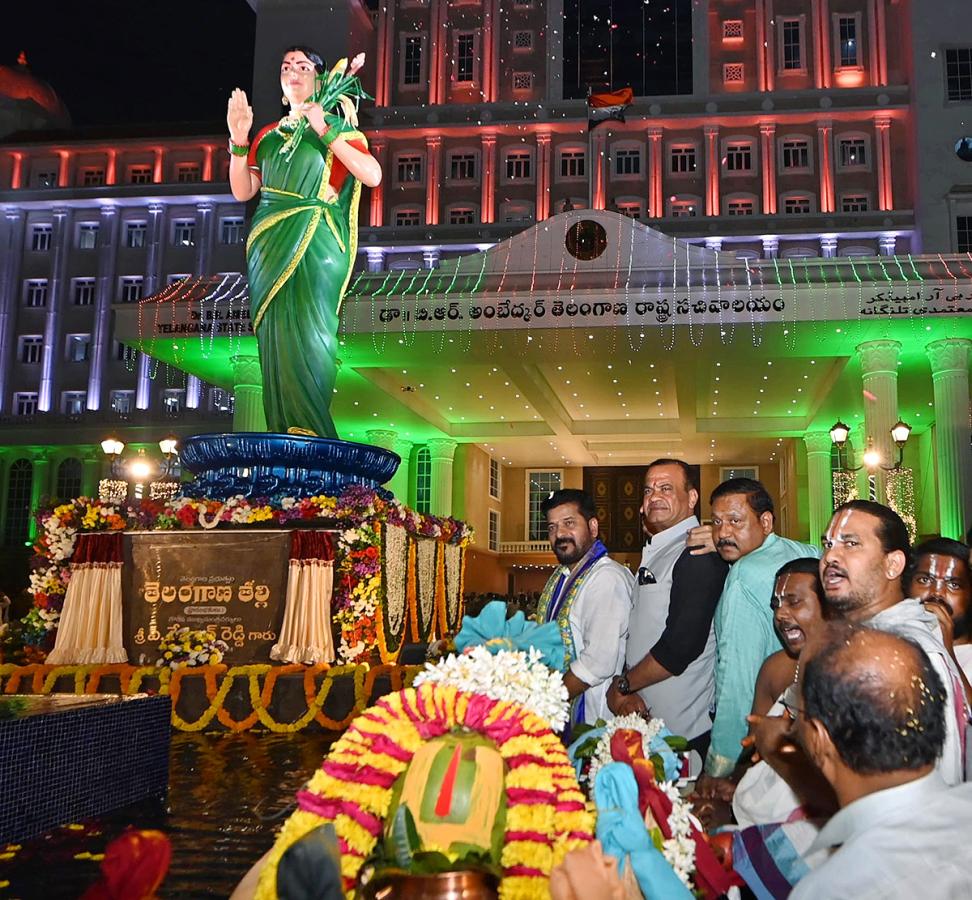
[587,712,696,890]
[413,645,570,731]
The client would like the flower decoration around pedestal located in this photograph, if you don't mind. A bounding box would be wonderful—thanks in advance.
[156,627,229,669]
[254,682,594,900]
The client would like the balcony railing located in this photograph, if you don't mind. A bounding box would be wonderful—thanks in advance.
[499,541,551,554]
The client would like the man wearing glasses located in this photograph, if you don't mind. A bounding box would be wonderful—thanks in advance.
[606,459,729,770]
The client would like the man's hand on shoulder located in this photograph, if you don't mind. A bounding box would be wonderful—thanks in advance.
[686,524,716,556]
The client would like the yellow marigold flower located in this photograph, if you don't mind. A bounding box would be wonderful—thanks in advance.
[502,839,554,872]
[499,876,548,900]
[506,805,555,833]
[334,815,376,856]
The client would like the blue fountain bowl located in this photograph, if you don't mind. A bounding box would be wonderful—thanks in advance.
[179,433,401,500]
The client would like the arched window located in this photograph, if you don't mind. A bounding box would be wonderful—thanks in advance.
[781,246,818,259]
[5,459,33,545]
[667,194,702,218]
[724,192,758,217]
[414,446,431,514]
[56,458,83,501]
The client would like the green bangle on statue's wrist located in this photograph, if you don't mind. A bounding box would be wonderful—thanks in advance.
[319,127,339,148]
[229,139,250,157]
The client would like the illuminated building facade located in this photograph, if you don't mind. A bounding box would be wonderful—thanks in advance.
[0,1,970,595]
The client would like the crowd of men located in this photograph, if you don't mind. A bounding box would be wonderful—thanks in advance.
[536,465,972,897]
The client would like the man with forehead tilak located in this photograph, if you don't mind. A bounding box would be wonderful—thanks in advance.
[820,500,969,785]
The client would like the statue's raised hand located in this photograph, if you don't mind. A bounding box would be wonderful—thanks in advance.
[227,88,253,145]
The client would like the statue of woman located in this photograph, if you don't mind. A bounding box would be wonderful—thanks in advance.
[226,46,381,438]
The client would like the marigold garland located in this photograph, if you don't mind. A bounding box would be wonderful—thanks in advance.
[254,683,595,900]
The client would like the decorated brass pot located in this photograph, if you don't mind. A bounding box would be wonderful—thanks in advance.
[360,869,500,900]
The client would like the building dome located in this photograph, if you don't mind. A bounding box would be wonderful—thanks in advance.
[0,52,71,139]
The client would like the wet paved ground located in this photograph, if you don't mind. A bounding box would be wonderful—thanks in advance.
[0,731,338,899]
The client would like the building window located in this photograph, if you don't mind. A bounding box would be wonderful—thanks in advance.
[110,389,134,413]
[780,19,804,71]
[114,341,137,363]
[454,31,477,83]
[841,193,870,213]
[725,142,753,172]
[163,389,185,414]
[31,224,53,251]
[448,206,476,225]
[129,165,153,185]
[489,457,501,500]
[25,279,48,307]
[527,470,562,541]
[176,162,201,183]
[838,137,868,168]
[172,219,196,246]
[18,336,43,364]
[837,16,860,68]
[670,145,697,174]
[61,391,87,415]
[614,147,641,176]
[209,388,235,412]
[512,71,533,91]
[402,35,425,86]
[782,194,813,215]
[723,20,743,40]
[66,334,91,363]
[81,168,105,186]
[449,152,477,181]
[726,197,755,216]
[56,458,83,500]
[500,200,534,223]
[4,459,33,545]
[34,170,57,188]
[615,199,643,218]
[14,393,38,416]
[558,149,585,179]
[396,154,423,184]
[393,207,422,227]
[415,446,432,514]
[220,216,245,244]
[120,277,144,303]
[957,216,972,252]
[723,63,745,84]
[669,196,700,217]
[780,139,811,171]
[77,222,99,249]
[73,278,96,306]
[506,149,533,180]
[125,221,147,248]
[513,30,533,51]
[488,509,500,552]
[946,49,972,102]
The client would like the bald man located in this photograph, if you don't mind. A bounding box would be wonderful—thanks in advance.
[790,624,972,899]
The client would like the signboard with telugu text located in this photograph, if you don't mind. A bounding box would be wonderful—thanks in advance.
[122,530,290,666]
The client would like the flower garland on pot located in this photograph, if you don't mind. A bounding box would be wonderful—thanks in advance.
[26,487,473,664]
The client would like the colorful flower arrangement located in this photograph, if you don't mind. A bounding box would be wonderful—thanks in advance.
[414,644,570,732]
[156,627,229,670]
[254,683,594,900]
[26,487,473,664]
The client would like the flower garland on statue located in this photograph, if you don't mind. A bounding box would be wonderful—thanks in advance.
[253,682,594,900]
[27,486,472,664]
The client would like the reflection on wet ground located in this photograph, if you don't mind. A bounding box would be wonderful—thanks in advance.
[0,731,338,898]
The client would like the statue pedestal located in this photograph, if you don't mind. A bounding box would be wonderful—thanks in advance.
[179,433,400,500]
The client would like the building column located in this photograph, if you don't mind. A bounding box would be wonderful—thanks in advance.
[186,375,201,409]
[817,0,832,87]
[194,202,215,275]
[764,0,776,92]
[647,127,663,218]
[926,339,972,538]
[105,149,117,185]
[423,248,440,269]
[366,248,386,272]
[820,235,838,257]
[875,116,893,211]
[481,134,497,223]
[857,339,901,503]
[704,125,720,217]
[39,207,71,412]
[137,203,166,410]
[804,431,834,544]
[369,139,386,227]
[875,0,888,85]
[0,208,25,413]
[536,133,551,221]
[427,438,457,516]
[374,0,395,106]
[592,130,607,210]
[425,136,442,225]
[10,151,24,189]
[762,236,779,259]
[366,429,414,501]
[81,452,101,498]
[428,0,446,105]
[87,205,119,411]
[760,124,777,214]
[230,355,267,433]
[817,121,835,213]
[879,234,897,256]
[57,150,72,188]
[28,451,50,541]
[202,144,215,182]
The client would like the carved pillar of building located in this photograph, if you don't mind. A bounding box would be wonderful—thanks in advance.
[153,147,164,183]
[427,438,458,517]
[366,429,414,501]
[817,0,833,88]
[647,128,664,218]
[536,133,551,221]
[230,355,268,433]
[817,121,835,213]
[481,134,497,223]
[105,148,117,185]
[28,450,51,540]
[0,208,25,413]
[592,130,607,211]
[425,136,442,226]
[202,144,215,182]
[194,202,215,275]
[39,207,71,412]
[820,235,838,257]
[804,431,835,545]
[875,117,893,211]
[704,125,720,217]
[857,339,902,503]
[369,139,386,227]
[137,203,166,410]
[87,205,119,411]
[10,151,24,189]
[760,124,777,214]
[57,149,72,188]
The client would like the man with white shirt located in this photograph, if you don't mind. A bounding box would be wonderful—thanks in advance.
[790,624,972,900]
[538,489,633,726]
[607,459,728,765]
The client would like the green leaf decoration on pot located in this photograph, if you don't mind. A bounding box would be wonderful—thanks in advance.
[384,731,507,865]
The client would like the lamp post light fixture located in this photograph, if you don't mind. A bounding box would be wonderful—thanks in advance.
[98,436,129,503]
[152,434,181,501]
[829,419,912,473]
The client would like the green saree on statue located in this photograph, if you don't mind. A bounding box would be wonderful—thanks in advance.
[245,122,367,438]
